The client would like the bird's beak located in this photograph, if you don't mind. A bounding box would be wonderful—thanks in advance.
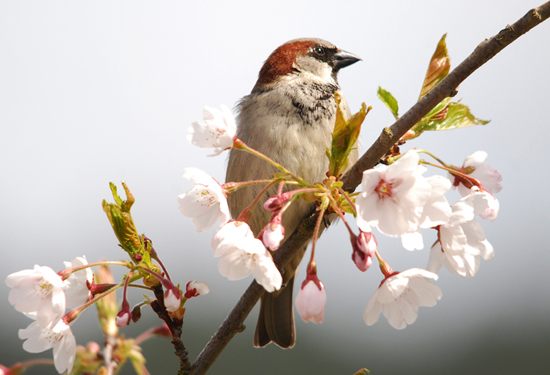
[333,50,362,70]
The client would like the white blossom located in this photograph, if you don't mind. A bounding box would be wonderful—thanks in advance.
[451,151,502,197]
[6,265,65,328]
[401,175,452,250]
[187,105,236,156]
[364,268,441,329]
[19,319,76,374]
[427,192,494,277]
[62,256,93,310]
[212,221,282,292]
[356,150,432,237]
[178,168,230,232]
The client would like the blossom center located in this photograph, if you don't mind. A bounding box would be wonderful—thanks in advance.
[375,179,394,199]
[34,280,54,299]
[198,189,217,207]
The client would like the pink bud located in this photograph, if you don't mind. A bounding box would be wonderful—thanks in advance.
[164,288,182,312]
[262,215,285,251]
[263,193,290,212]
[116,300,131,327]
[352,231,377,272]
[295,277,327,323]
[184,281,210,299]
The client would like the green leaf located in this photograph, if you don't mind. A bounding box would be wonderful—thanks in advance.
[327,92,369,177]
[419,34,450,99]
[420,102,489,131]
[377,87,399,119]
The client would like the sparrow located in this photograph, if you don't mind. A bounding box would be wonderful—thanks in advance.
[226,38,361,348]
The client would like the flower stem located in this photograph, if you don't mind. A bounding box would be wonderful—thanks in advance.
[237,179,283,222]
[58,260,130,280]
[417,149,450,168]
[338,187,357,216]
[327,194,355,237]
[309,201,328,263]
[233,139,307,185]
[420,160,483,189]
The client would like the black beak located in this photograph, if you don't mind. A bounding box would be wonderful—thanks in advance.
[333,50,361,70]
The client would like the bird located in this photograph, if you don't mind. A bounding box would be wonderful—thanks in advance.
[226,38,361,348]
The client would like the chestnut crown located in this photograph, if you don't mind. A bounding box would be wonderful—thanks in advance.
[253,38,360,92]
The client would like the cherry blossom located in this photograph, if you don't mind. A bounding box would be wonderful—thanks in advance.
[6,265,66,328]
[184,281,210,299]
[295,276,327,323]
[352,231,377,272]
[427,192,494,277]
[62,256,93,310]
[19,319,76,374]
[178,168,230,232]
[364,268,442,329]
[451,151,502,197]
[187,105,237,156]
[356,150,432,237]
[401,175,452,250]
[212,221,282,292]
[477,190,499,221]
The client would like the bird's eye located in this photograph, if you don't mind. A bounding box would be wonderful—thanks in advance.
[312,46,325,56]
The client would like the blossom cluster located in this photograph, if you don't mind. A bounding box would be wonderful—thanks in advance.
[183,105,502,330]
[180,105,283,293]
[5,257,92,373]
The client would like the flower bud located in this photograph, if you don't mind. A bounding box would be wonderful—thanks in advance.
[262,214,285,251]
[352,231,377,272]
[184,281,210,299]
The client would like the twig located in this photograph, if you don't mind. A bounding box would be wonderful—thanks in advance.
[189,2,550,374]
[150,286,191,375]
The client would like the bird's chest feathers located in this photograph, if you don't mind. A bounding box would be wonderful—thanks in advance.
[239,82,340,183]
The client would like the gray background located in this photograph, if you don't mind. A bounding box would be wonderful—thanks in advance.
[1,1,549,374]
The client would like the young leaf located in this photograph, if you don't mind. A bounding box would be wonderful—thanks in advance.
[419,34,450,99]
[419,102,489,131]
[327,93,369,177]
[377,87,399,119]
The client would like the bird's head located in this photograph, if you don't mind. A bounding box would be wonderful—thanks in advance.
[252,38,361,93]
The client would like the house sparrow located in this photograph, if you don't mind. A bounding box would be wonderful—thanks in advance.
[226,38,360,348]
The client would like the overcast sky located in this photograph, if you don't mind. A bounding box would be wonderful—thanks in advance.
[1,1,549,374]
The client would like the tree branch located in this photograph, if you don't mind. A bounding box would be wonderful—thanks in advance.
[190,2,550,374]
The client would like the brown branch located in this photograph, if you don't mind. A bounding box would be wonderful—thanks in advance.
[189,2,550,374]
[150,286,191,375]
